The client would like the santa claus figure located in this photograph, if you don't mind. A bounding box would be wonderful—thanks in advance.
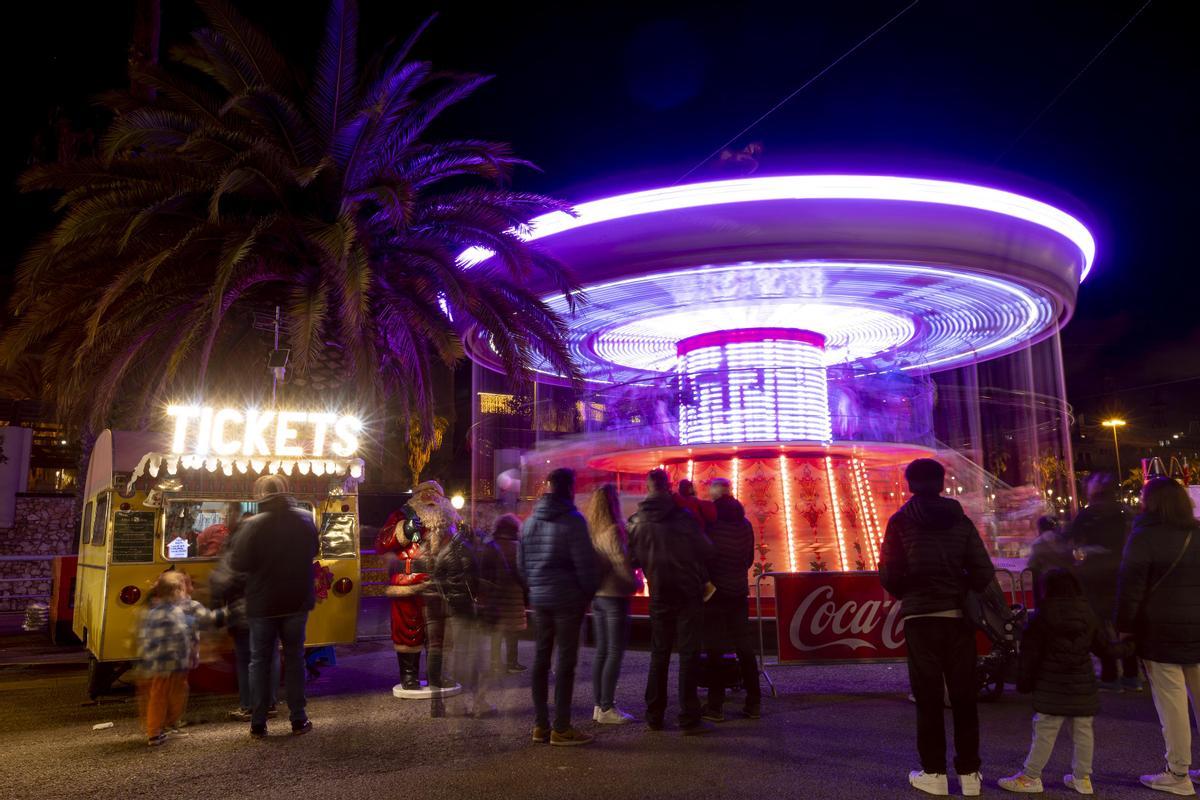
[376,506,429,691]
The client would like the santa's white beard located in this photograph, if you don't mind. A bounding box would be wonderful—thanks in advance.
[410,498,459,554]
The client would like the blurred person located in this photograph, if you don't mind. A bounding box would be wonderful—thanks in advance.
[629,468,715,734]
[701,478,761,722]
[1027,515,1075,607]
[676,479,716,533]
[480,514,528,674]
[1115,477,1200,795]
[1069,472,1137,691]
[517,468,599,746]
[407,481,482,716]
[997,569,1133,795]
[137,570,228,746]
[210,504,279,721]
[232,475,319,738]
[586,484,640,725]
[880,458,995,797]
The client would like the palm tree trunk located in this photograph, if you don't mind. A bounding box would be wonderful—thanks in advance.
[130,0,161,100]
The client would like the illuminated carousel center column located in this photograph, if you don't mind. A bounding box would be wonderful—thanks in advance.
[670,328,889,573]
[676,328,832,445]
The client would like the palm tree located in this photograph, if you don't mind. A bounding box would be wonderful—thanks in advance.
[4,0,579,432]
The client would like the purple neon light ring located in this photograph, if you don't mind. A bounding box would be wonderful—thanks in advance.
[676,328,827,357]
[457,175,1093,383]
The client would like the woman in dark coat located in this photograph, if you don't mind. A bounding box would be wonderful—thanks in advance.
[997,569,1130,795]
[480,514,527,673]
[1115,477,1200,794]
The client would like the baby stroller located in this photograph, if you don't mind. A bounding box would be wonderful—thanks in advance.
[966,577,1027,701]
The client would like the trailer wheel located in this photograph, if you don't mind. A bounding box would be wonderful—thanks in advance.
[87,657,116,700]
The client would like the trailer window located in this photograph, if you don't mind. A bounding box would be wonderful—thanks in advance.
[80,501,94,549]
[319,513,357,559]
[90,493,110,546]
[163,500,316,560]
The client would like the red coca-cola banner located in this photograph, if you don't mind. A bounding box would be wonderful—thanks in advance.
[774,571,907,663]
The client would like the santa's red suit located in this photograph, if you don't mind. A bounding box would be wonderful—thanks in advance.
[375,511,429,653]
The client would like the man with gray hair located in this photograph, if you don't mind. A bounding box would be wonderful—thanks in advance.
[232,474,319,738]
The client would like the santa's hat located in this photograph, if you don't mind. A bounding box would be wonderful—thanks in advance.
[412,480,446,498]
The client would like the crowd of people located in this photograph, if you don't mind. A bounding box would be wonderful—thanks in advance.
[883,460,1200,797]
[131,460,1200,798]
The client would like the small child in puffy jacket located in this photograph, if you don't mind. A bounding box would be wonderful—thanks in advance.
[998,568,1133,795]
[137,571,227,746]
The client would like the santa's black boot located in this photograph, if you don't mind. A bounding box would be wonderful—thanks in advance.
[400,653,421,690]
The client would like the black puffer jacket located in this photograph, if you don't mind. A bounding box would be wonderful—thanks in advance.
[1070,499,1129,620]
[1018,595,1129,716]
[707,496,755,600]
[879,494,995,618]
[517,494,599,610]
[629,491,715,605]
[230,498,319,618]
[1115,514,1200,663]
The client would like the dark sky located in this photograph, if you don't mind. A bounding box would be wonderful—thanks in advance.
[7,1,1197,432]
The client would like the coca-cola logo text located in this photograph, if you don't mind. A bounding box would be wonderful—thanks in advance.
[787,584,905,653]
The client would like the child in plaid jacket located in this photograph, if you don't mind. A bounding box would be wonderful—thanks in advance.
[137,571,228,745]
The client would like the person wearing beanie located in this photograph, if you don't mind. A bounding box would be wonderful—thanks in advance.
[231,474,319,738]
[880,458,996,797]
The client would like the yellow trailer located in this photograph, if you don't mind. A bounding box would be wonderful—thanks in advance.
[75,414,364,698]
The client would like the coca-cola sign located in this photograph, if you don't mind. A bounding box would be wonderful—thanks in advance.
[775,572,907,663]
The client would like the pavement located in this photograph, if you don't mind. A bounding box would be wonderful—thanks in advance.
[0,637,1188,800]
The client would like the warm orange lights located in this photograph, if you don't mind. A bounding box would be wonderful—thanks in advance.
[779,455,796,572]
[825,456,848,571]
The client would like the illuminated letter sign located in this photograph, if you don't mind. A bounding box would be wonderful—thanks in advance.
[167,406,362,459]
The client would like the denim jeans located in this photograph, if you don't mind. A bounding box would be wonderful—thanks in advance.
[646,599,704,727]
[249,612,308,726]
[904,616,981,774]
[591,596,630,711]
[531,605,584,732]
[233,625,277,711]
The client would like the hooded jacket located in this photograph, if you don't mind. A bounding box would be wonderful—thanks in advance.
[628,491,715,605]
[1017,594,1130,716]
[879,494,995,618]
[230,498,319,619]
[517,494,599,610]
[707,495,755,600]
[1115,513,1200,663]
[1070,498,1129,620]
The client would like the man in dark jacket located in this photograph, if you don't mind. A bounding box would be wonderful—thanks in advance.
[879,459,995,796]
[517,468,599,746]
[231,475,319,738]
[1069,472,1136,690]
[629,468,716,733]
[701,478,760,721]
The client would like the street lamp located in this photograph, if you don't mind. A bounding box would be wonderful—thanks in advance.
[1102,418,1127,479]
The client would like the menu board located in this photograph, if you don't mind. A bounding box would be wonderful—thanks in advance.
[111,511,157,563]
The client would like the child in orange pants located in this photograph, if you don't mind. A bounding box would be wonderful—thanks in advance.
[137,572,227,745]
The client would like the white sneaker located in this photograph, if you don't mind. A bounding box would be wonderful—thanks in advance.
[592,706,601,722]
[1064,774,1094,795]
[960,772,982,796]
[909,771,950,796]
[1140,771,1195,796]
[595,706,636,725]
[997,773,1041,793]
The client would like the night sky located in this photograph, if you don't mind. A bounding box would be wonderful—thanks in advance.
[6,1,1196,436]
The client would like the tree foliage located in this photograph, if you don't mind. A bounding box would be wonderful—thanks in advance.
[3,0,579,431]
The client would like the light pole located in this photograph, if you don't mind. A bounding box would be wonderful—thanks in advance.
[1102,418,1127,481]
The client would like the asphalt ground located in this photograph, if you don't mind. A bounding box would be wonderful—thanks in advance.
[0,638,1189,800]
